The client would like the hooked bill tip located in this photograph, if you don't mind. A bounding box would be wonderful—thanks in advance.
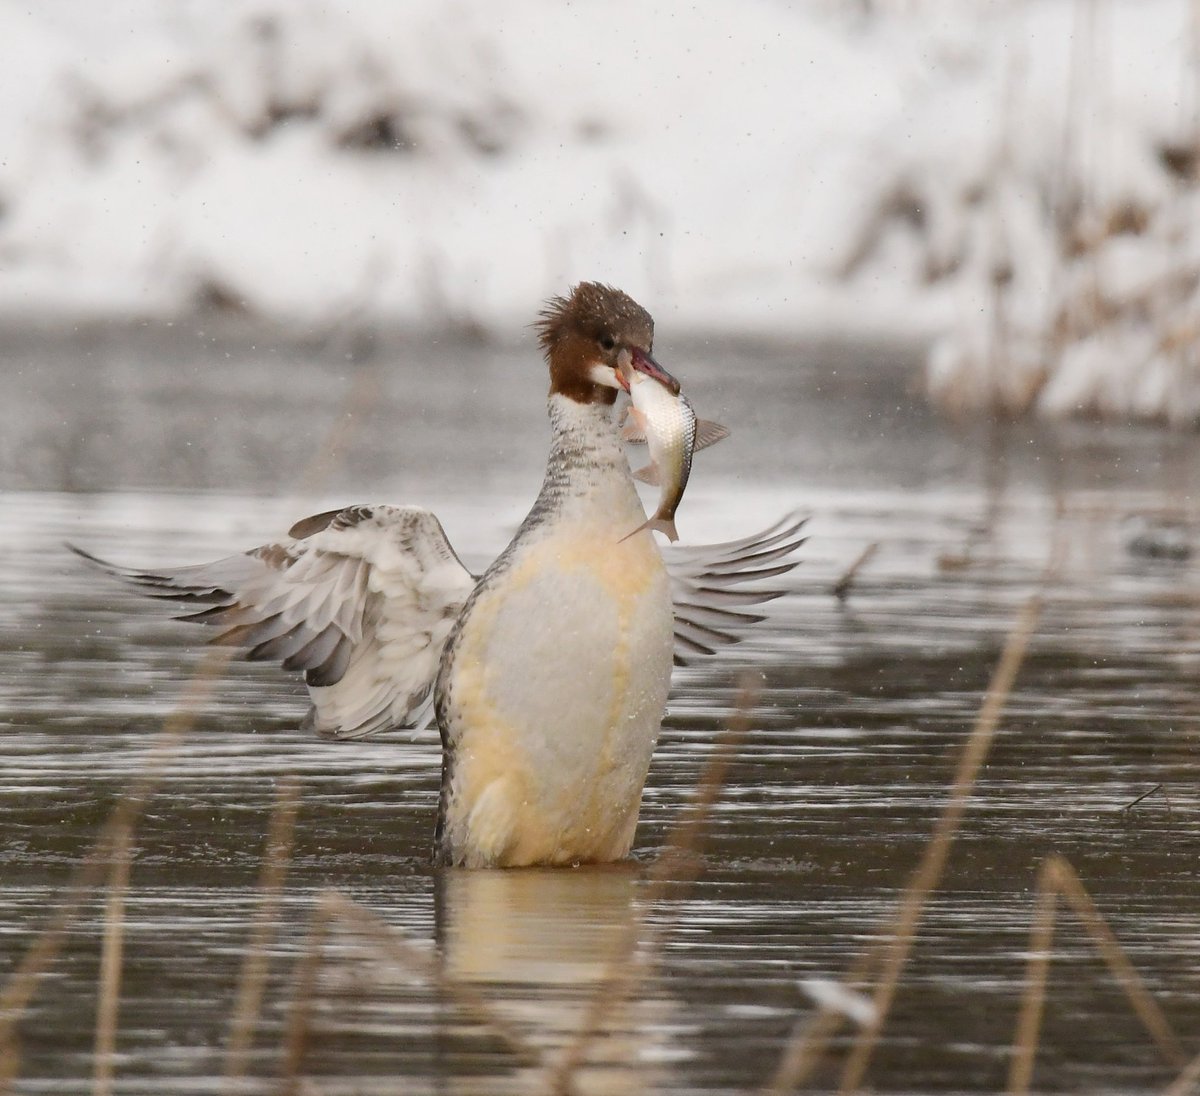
[630,347,680,395]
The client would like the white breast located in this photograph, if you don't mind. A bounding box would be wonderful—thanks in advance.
[437,422,674,867]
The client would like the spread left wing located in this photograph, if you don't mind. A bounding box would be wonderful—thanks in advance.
[70,504,478,739]
[663,514,807,665]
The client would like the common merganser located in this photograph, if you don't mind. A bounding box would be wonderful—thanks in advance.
[73,283,805,868]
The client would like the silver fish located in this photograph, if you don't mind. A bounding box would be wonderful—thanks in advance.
[617,352,729,542]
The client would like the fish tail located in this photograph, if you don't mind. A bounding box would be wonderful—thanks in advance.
[656,516,679,542]
[619,516,679,543]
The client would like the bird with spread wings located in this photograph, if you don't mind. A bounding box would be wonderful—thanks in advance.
[71,507,805,740]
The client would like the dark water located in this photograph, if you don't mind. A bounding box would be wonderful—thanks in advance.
[2,321,1200,1093]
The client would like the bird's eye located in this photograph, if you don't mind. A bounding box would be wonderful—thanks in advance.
[599,334,616,351]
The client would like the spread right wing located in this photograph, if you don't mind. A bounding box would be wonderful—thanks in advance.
[71,504,478,739]
[664,514,807,665]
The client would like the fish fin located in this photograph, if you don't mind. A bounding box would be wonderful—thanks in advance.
[633,463,660,485]
[621,407,648,444]
[619,516,679,544]
[695,419,731,450]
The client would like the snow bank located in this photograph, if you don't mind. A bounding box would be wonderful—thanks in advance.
[0,0,915,331]
[911,1,1200,425]
[2,1,1199,421]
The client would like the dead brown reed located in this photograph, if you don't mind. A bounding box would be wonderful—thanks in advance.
[1006,857,1060,1095]
[1052,858,1185,1068]
[1165,1050,1200,1096]
[647,672,759,892]
[767,950,880,1093]
[836,590,1045,1092]
[767,588,1045,1094]
[278,893,334,1093]
[280,888,544,1092]
[1122,783,1173,817]
[832,542,879,601]
[293,360,382,498]
[542,671,760,1095]
[1008,854,1186,1094]
[92,815,134,1096]
[224,778,302,1088]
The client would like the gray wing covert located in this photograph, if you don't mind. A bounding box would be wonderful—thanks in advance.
[71,504,478,739]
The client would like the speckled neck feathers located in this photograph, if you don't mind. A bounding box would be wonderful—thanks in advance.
[530,394,637,524]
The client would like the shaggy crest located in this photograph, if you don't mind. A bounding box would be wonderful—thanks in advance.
[531,282,656,404]
[535,282,654,358]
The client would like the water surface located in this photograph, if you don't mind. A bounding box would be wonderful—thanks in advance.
[2,322,1199,1093]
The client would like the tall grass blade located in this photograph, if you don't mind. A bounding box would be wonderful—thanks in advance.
[225,778,302,1088]
[92,817,134,1096]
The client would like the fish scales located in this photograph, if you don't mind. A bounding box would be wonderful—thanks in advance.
[618,354,702,543]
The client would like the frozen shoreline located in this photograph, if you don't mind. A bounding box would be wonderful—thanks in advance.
[3,1,1199,421]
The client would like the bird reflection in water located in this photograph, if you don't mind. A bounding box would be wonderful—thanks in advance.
[432,864,680,1093]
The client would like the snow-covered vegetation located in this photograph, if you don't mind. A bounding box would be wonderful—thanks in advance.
[2,0,1199,421]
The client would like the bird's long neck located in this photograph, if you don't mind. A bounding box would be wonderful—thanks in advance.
[527,394,642,530]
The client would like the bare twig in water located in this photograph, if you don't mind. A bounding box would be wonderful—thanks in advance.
[1009,854,1186,1092]
[833,543,880,601]
[1122,783,1172,816]
[767,587,1047,1094]
[225,778,302,1088]
[93,815,135,1096]
[279,888,544,1091]
[542,671,760,1094]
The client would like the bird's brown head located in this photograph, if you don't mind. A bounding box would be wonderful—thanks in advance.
[534,282,677,404]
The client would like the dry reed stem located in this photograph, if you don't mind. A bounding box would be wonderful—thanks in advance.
[324,892,543,1066]
[279,894,334,1094]
[766,589,1045,1094]
[648,674,758,893]
[92,815,134,1096]
[279,888,544,1091]
[0,855,108,1090]
[1009,855,1186,1094]
[765,946,881,1094]
[1051,857,1184,1067]
[1007,858,1062,1094]
[542,673,759,1095]
[1165,1051,1200,1096]
[294,364,382,498]
[836,591,1043,1093]
[985,21,1021,410]
[224,778,302,1087]
[832,543,879,601]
